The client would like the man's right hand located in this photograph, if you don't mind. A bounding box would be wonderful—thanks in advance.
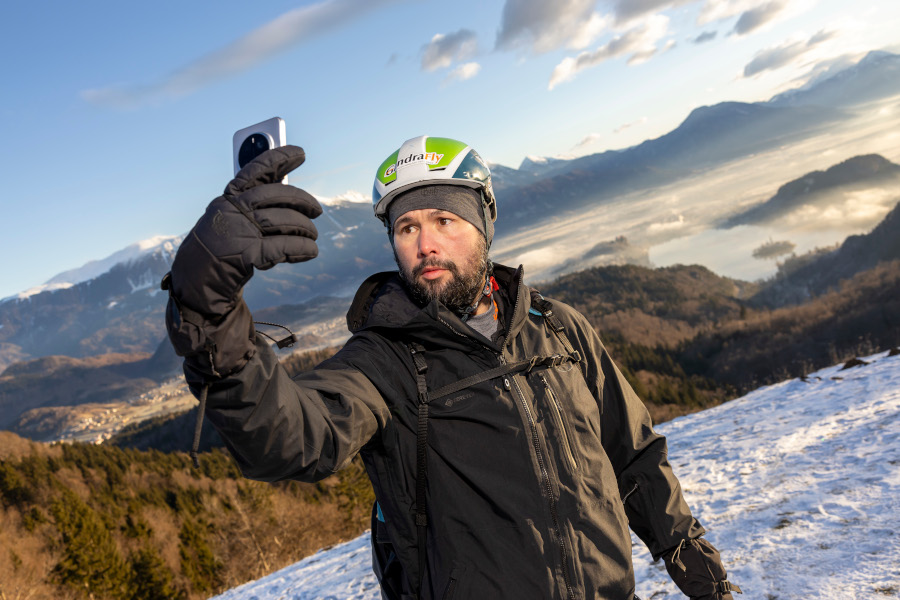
[164,145,322,378]
[170,145,322,318]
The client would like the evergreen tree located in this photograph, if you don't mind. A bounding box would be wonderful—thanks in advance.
[128,545,185,600]
[51,488,128,598]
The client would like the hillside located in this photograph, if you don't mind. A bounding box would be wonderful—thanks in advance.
[209,350,900,599]
[114,254,900,446]
[107,347,341,454]
[0,435,374,600]
[752,198,900,306]
[537,258,900,421]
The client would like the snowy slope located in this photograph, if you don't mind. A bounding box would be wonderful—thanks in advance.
[212,350,900,599]
[2,234,184,302]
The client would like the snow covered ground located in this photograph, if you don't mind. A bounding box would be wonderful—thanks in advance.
[212,350,900,600]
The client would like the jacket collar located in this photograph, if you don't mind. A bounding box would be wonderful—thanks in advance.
[346,263,531,350]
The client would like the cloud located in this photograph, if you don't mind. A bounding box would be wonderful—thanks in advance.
[647,214,686,233]
[807,28,838,45]
[495,0,609,53]
[613,116,649,133]
[444,62,482,84]
[81,0,394,109]
[692,30,717,44]
[731,0,788,36]
[743,29,836,77]
[421,29,478,71]
[610,0,694,24]
[699,0,815,29]
[698,0,756,24]
[572,133,602,151]
[548,14,669,90]
[751,239,795,260]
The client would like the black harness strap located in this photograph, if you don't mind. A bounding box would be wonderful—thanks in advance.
[424,354,578,405]
[532,292,581,360]
[408,342,430,598]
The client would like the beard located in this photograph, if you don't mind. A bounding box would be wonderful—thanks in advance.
[397,237,491,314]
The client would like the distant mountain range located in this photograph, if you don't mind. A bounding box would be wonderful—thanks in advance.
[721,154,900,228]
[751,198,900,307]
[1,50,898,374]
[769,50,900,108]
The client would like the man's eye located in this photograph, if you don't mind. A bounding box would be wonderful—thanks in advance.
[439,218,453,226]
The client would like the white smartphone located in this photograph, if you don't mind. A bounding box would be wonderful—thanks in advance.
[232,117,287,182]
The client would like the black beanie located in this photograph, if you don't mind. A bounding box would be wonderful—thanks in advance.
[388,185,494,246]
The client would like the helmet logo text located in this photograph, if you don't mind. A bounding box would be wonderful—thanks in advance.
[385,152,444,177]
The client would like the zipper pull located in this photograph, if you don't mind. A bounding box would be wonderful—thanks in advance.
[503,378,511,390]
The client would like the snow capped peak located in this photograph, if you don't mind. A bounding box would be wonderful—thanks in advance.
[43,234,183,288]
[9,282,75,302]
[318,190,370,206]
[858,49,894,66]
[518,154,571,173]
[135,234,180,252]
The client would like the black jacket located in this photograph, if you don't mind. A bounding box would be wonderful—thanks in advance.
[193,264,705,599]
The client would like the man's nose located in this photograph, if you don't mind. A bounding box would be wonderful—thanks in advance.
[417,226,438,256]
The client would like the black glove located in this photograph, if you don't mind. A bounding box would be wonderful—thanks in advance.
[664,537,742,600]
[164,145,322,377]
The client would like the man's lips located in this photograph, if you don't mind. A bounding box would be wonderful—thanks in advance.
[420,267,448,280]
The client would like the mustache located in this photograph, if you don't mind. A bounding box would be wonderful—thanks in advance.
[412,258,459,279]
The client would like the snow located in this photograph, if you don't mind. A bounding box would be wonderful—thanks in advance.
[318,190,369,206]
[212,351,900,600]
[7,281,75,301]
[42,234,181,288]
[1,234,183,303]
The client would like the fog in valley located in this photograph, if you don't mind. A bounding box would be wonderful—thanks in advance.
[492,95,900,285]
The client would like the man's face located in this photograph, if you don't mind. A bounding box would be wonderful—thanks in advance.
[393,208,488,312]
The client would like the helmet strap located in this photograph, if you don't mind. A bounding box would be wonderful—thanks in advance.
[460,272,493,322]
[480,191,491,248]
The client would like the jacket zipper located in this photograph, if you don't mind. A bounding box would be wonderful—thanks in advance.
[442,576,458,600]
[503,356,576,600]
[440,298,576,600]
[539,373,578,470]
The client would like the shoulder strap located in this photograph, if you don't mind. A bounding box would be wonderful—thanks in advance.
[408,342,429,599]
[529,290,581,362]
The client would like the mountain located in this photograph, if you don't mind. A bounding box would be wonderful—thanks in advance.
[0,346,177,432]
[45,235,182,290]
[770,50,900,108]
[209,350,900,600]
[490,51,900,231]
[721,154,900,228]
[0,200,383,370]
[3,51,897,371]
[493,101,846,233]
[751,198,900,307]
[0,242,178,367]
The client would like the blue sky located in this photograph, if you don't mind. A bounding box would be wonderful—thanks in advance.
[1,0,898,298]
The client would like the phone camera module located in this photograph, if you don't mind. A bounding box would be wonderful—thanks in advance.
[238,133,271,169]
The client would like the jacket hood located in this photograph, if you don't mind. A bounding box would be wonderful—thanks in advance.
[346,263,530,350]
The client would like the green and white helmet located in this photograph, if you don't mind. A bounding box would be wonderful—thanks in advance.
[372,135,497,227]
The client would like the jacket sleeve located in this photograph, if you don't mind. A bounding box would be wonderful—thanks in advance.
[185,333,392,483]
[562,307,706,559]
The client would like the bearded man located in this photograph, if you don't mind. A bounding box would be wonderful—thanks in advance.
[163,136,741,600]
